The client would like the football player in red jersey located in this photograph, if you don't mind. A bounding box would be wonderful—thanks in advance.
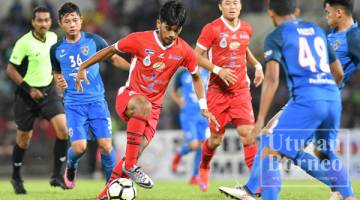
[75,1,218,199]
[194,0,264,192]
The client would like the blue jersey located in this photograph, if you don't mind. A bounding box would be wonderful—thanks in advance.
[174,69,209,115]
[264,19,340,102]
[50,32,108,105]
[328,23,360,88]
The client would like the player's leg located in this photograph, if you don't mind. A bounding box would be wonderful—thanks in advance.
[40,86,68,189]
[89,100,116,182]
[62,104,89,189]
[11,92,37,194]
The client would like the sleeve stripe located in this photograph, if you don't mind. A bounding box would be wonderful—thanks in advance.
[190,66,198,74]
[113,42,124,53]
[196,43,208,51]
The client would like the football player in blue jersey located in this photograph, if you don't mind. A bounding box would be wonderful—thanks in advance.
[219,0,357,199]
[50,2,130,189]
[171,68,209,188]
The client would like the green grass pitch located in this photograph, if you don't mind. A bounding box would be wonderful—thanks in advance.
[0,179,358,199]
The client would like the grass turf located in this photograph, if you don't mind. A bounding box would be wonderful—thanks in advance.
[0,179,358,200]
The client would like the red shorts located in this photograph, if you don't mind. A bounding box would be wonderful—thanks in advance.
[115,87,161,142]
[207,89,255,134]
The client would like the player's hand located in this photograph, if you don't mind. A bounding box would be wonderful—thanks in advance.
[252,119,265,137]
[76,69,89,93]
[176,97,185,108]
[253,67,264,87]
[201,109,220,131]
[54,74,68,89]
[29,88,45,100]
[218,68,237,86]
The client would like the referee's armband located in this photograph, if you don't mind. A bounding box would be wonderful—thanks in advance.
[20,81,32,93]
[199,98,207,110]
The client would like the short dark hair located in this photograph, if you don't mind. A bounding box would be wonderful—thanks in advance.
[32,6,50,20]
[58,2,81,20]
[269,0,297,16]
[323,0,353,15]
[159,0,187,27]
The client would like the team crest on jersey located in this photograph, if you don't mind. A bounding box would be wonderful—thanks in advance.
[333,40,341,50]
[152,62,166,71]
[143,55,151,66]
[80,45,89,56]
[220,37,227,48]
[229,42,240,50]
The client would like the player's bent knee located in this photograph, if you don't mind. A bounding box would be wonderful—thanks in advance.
[188,141,201,150]
[16,131,32,149]
[98,141,113,154]
[72,140,87,155]
[128,96,152,116]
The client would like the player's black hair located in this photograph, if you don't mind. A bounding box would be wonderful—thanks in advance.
[218,0,242,4]
[269,0,297,16]
[58,2,81,21]
[323,0,353,16]
[32,6,50,20]
[159,0,187,28]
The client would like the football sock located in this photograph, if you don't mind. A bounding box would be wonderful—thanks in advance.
[193,147,202,177]
[260,156,281,200]
[245,135,267,195]
[109,157,128,183]
[67,147,84,169]
[179,143,192,156]
[243,143,258,170]
[200,139,216,169]
[12,144,26,180]
[125,114,147,170]
[101,148,117,182]
[53,138,68,176]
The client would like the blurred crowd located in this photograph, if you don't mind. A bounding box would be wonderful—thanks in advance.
[0,0,360,175]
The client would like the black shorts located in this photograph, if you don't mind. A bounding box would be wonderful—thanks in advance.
[14,81,64,131]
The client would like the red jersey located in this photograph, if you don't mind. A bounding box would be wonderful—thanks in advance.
[197,16,252,93]
[114,31,198,107]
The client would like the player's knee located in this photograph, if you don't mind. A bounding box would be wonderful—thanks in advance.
[209,135,223,148]
[99,143,113,154]
[129,96,152,116]
[189,141,201,150]
[55,125,68,140]
[16,132,32,149]
[72,142,87,154]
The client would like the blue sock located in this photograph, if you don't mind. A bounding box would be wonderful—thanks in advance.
[261,156,281,200]
[192,147,202,177]
[67,147,83,169]
[245,135,267,195]
[179,143,192,156]
[101,148,116,182]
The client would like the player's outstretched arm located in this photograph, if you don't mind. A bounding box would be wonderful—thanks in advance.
[109,54,130,71]
[246,48,264,87]
[191,72,220,130]
[330,60,344,85]
[194,46,237,86]
[253,60,280,136]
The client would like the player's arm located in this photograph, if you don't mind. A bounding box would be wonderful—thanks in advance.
[330,60,344,85]
[194,46,237,86]
[171,72,184,107]
[109,54,130,70]
[50,45,68,90]
[246,48,264,87]
[253,60,280,136]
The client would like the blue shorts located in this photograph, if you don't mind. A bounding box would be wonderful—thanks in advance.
[267,99,341,159]
[65,100,112,143]
[179,112,208,143]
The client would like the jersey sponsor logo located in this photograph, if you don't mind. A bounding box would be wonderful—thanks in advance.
[229,42,241,50]
[152,62,166,71]
[145,49,155,55]
[143,55,151,66]
[220,37,227,48]
[80,45,89,56]
[239,33,250,40]
[169,54,182,61]
[264,50,273,58]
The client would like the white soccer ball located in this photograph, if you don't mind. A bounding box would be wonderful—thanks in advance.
[107,178,137,200]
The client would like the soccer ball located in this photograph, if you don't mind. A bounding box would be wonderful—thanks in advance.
[107,178,137,200]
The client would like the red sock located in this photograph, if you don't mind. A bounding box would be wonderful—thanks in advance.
[200,139,216,169]
[109,157,128,183]
[243,143,258,170]
[125,115,147,170]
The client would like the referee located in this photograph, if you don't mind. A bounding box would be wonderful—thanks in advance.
[6,7,68,194]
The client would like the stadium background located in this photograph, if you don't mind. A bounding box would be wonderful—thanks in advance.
[0,0,359,181]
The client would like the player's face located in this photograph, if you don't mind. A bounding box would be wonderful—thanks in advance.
[59,12,82,37]
[267,10,278,27]
[157,20,182,46]
[219,0,241,20]
[324,3,340,28]
[32,12,52,36]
